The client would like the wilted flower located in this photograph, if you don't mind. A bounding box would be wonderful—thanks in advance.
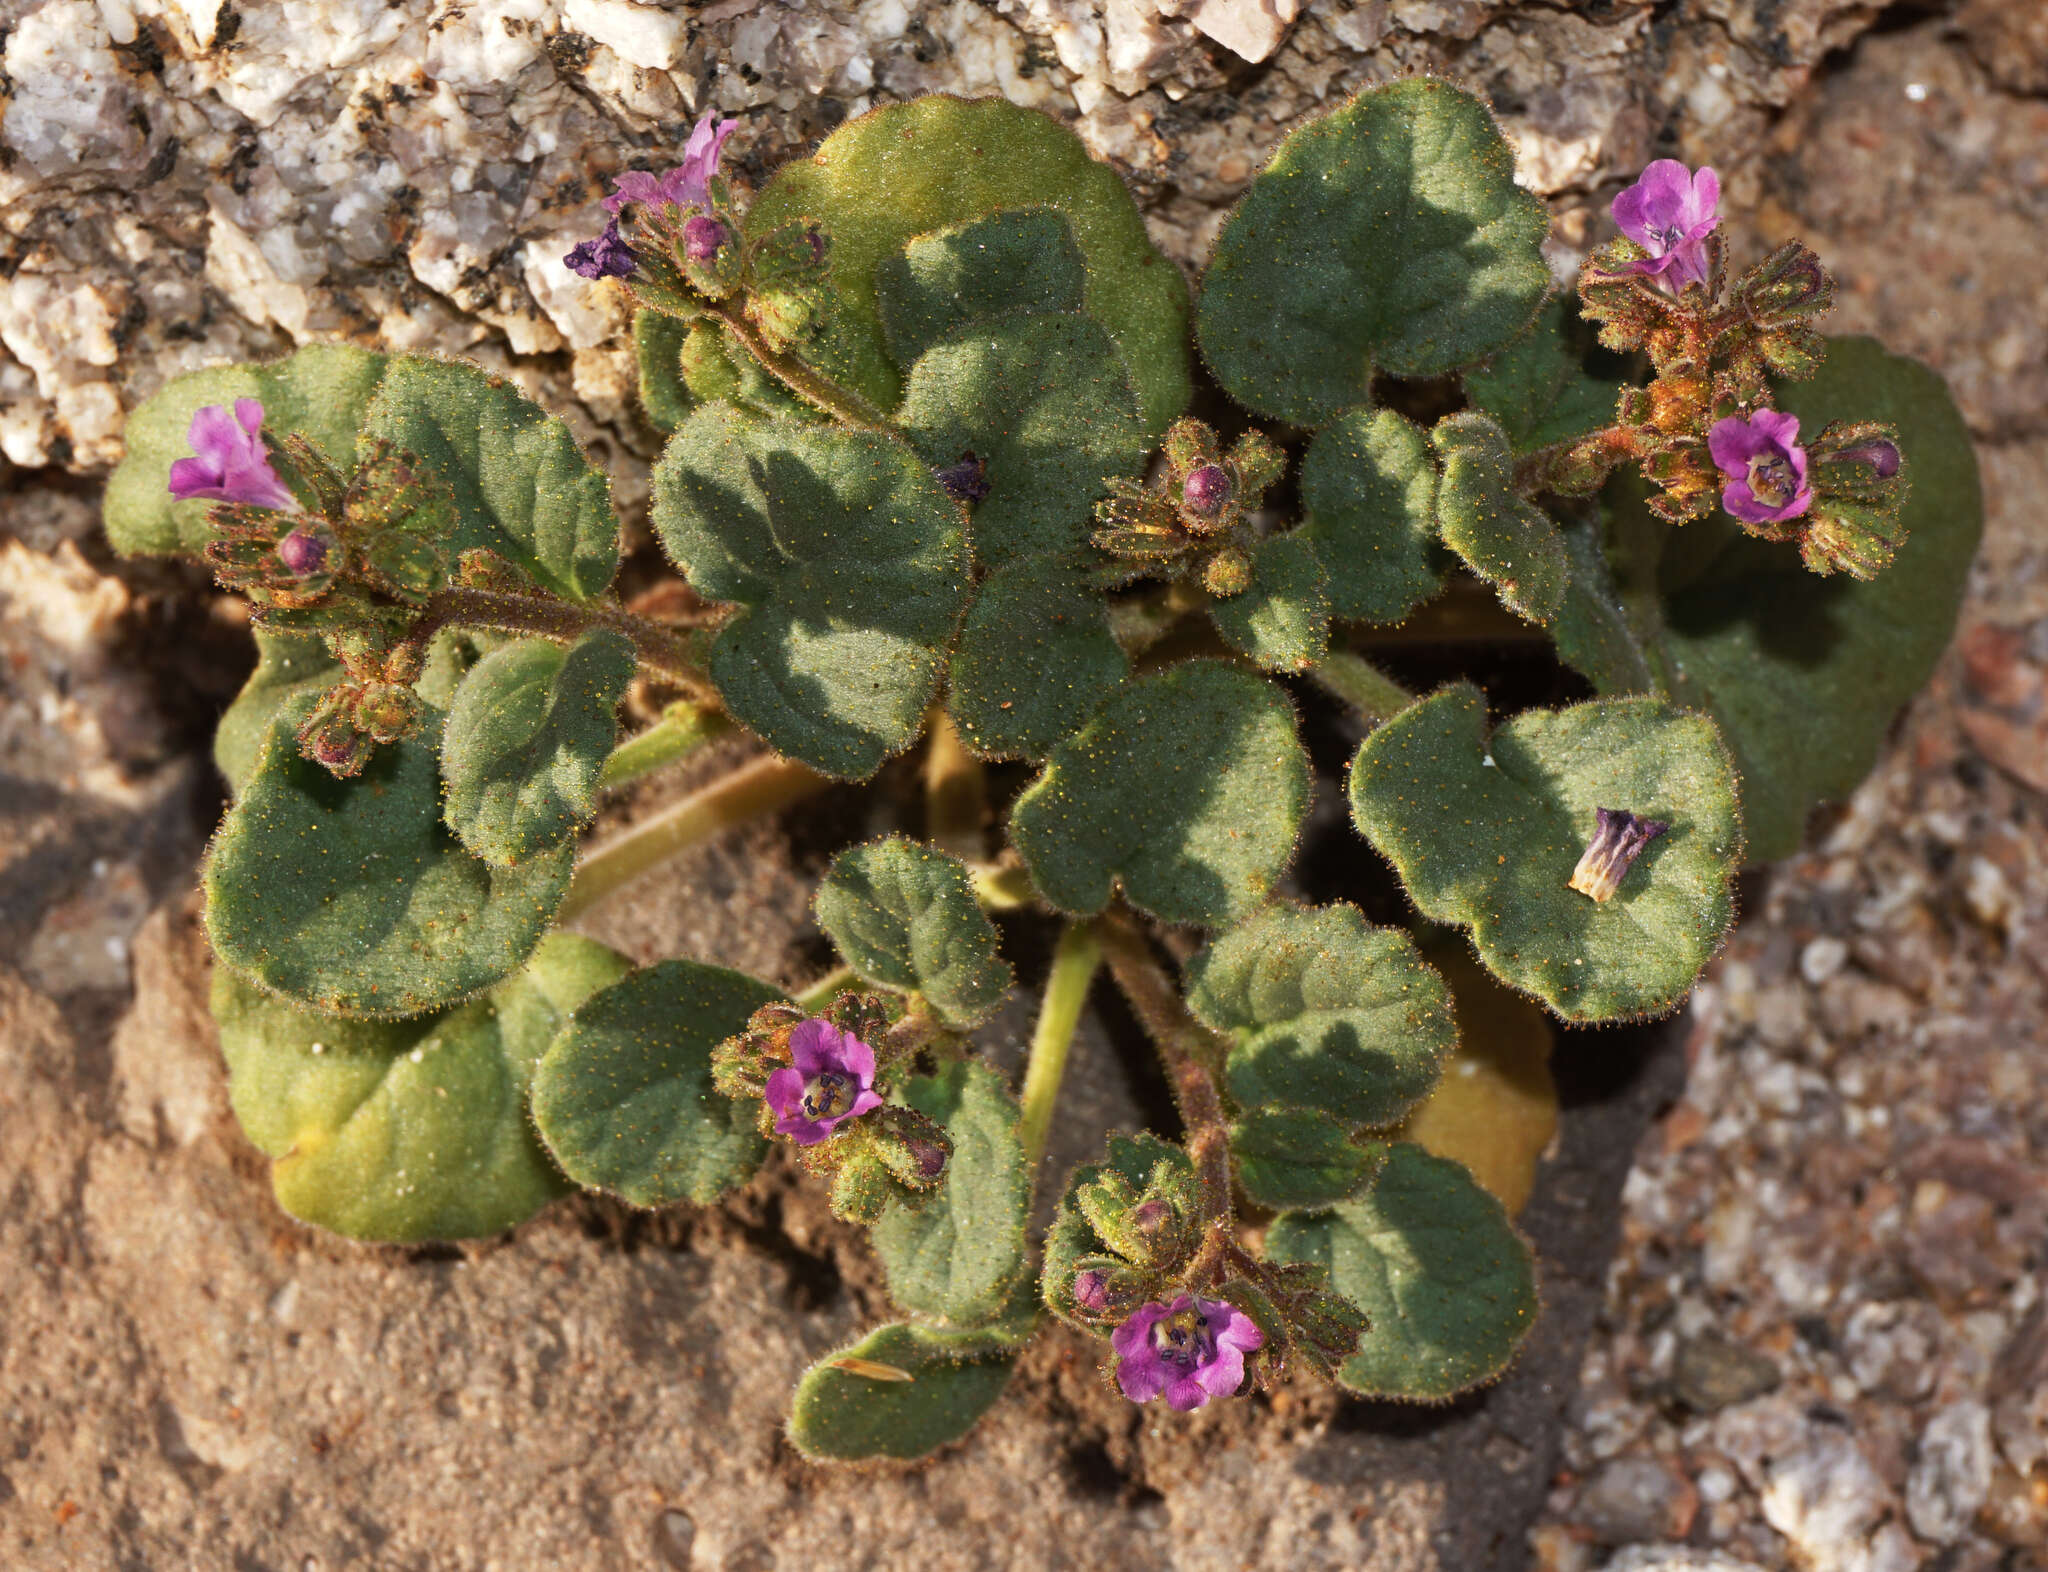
[1111,1295,1264,1411]
[1569,806,1670,903]
[1612,160,1720,295]
[683,214,730,264]
[763,1018,883,1146]
[1708,409,1813,526]
[603,111,740,216]
[564,218,636,280]
[935,452,991,504]
[168,400,297,511]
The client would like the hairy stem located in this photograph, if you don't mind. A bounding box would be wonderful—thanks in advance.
[923,708,989,864]
[793,964,858,1013]
[558,753,828,923]
[597,703,734,792]
[1310,651,1416,725]
[1096,908,1233,1224]
[708,304,893,431]
[405,586,719,706]
[1017,922,1103,1172]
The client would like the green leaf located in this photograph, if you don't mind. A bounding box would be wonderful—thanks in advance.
[1196,79,1550,426]
[633,309,695,432]
[440,631,636,867]
[529,960,783,1207]
[651,402,971,779]
[870,1062,1029,1325]
[1347,682,1741,1022]
[1231,1105,1382,1211]
[1190,903,1458,1127]
[214,630,340,798]
[1464,298,1623,456]
[1009,661,1310,929]
[1651,338,1982,861]
[1554,518,1655,694]
[743,95,1191,437]
[214,933,630,1241]
[1267,1141,1538,1401]
[104,344,390,557]
[1299,407,1445,625]
[1207,533,1332,672]
[359,356,620,602]
[787,1321,1016,1463]
[876,207,1088,370]
[814,838,1013,1029]
[947,551,1127,761]
[1431,411,1570,625]
[206,695,572,1018]
[898,310,1148,569]
[679,319,819,421]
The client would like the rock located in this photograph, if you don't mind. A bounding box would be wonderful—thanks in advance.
[1575,1457,1692,1544]
[1758,1431,1920,1572]
[1672,1333,1781,1414]
[1602,1549,1770,1572]
[1905,1402,1995,1545]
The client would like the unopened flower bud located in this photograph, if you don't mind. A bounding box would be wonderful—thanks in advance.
[683,214,728,264]
[829,1148,895,1226]
[352,682,421,745]
[1067,1258,1148,1324]
[276,524,336,580]
[1182,464,1231,520]
[297,692,376,779]
[1203,546,1253,599]
[1568,806,1669,902]
[872,1105,953,1191]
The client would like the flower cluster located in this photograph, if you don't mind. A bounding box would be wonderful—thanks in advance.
[566,111,739,283]
[1568,162,1910,578]
[1092,418,1285,597]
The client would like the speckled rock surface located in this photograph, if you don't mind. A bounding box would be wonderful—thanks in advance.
[2,2,2039,1569]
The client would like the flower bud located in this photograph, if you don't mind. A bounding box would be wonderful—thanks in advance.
[1182,464,1231,520]
[1065,1257,1149,1324]
[1203,546,1253,599]
[352,682,422,745]
[828,1147,896,1226]
[1736,239,1836,327]
[872,1105,953,1191]
[296,689,376,779]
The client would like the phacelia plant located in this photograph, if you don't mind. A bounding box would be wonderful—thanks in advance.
[104,84,1981,1462]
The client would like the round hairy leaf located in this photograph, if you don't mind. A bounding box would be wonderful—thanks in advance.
[1432,411,1570,625]
[1300,407,1445,625]
[214,630,340,798]
[788,1322,1017,1463]
[1464,297,1623,457]
[899,310,1148,568]
[441,630,636,867]
[742,95,1191,436]
[1196,79,1550,425]
[651,402,972,779]
[1655,338,1982,861]
[1348,683,1741,1022]
[213,934,630,1241]
[359,356,620,602]
[947,551,1128,760]
[633,308,695,432]
[1190,903,1457,1128]
[1207,532,1332,672]
[1266,1141,1538,1401]
[104,344,389,557]
[814,838,1013,1028]
[1009,662,1311,929]
[206,695,572,1018]
[870,1062,1029,1325]
[529,960,783,1207]
[1231,1106,1382,1211]
[876,207,1087,370]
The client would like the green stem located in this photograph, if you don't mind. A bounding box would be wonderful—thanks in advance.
[597,703,734,792]
[708,303,893,431]
[923,707,988,864]
[1310,650,1416,725]
[1017,922,1102,1172]
[794,964,857,1013]
[405,586,719,706]
[1095,907,1233,1225]
[558,753,828,923]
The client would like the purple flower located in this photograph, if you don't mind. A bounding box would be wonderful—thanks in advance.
[1568,806,1671,903]
[603,111,740,216]
[1611,160,1720,294]
[564,218,637,280]
[763,1019,883,1146]
[1110,1294,1263,1411]
[935,452,991,504]
[1708,409,1813,526]
[167,400,297,511]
